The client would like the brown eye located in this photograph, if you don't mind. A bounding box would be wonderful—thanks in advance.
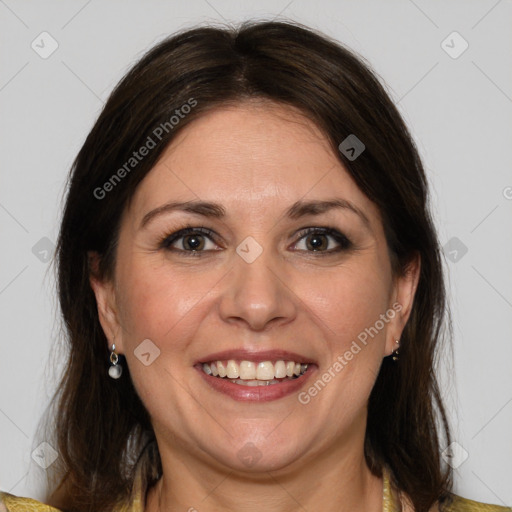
[180,233,206,251]
[304,233,329,251]
[293,227,352,254]
[160,227,219,254]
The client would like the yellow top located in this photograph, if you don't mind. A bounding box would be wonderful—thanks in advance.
[1,465,510,511]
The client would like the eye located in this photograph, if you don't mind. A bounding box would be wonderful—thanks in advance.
[159,226,220,255]
[158,225,353,257]
[292,227,352,254]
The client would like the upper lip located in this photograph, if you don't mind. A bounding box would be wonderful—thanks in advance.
[195,349,316,365]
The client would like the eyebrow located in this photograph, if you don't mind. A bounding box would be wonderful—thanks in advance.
[140,198,371,231]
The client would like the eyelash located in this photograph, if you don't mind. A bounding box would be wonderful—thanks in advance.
[158,224,353,257]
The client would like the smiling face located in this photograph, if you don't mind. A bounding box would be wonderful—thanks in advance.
[90,100,419,476]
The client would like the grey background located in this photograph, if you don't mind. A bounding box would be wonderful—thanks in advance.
[1,0,511,505]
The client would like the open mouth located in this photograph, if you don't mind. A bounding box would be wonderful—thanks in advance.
[201,359,309,386]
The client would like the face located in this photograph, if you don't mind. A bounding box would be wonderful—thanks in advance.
[91,101,419,475]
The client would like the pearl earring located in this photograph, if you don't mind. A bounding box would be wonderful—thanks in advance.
[108,342,123,379]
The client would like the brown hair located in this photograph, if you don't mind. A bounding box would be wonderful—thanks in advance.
[42,19,454,512]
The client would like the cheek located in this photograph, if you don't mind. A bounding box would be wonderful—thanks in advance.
[306,259,392,342]
[297,266,392,426]
[113,258,209,415]
[115,255,216,347]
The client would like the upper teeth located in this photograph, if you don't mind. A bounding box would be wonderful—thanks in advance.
[202,360,308,380]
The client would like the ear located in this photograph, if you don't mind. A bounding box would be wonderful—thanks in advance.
[385,251,421,356]
[88,251,124,354]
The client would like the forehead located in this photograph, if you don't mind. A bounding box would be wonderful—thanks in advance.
[128,101,381,228]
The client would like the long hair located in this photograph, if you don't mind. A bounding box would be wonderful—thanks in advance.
[42,19,453,511]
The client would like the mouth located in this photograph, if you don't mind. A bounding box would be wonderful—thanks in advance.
[194,350,316,402]
[200,359,309,386]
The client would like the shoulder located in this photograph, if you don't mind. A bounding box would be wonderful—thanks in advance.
[441,493,512,512]
[0,491,63,512]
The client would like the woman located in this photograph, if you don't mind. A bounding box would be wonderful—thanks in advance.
[1,20,509,512]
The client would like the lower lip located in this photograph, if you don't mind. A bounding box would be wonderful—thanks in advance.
[194,365,317,402]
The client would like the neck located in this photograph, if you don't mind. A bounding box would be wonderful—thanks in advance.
[145,440,383,512]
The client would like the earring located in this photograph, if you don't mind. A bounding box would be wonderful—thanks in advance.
[108,342,123,379]
[392,339,400,361]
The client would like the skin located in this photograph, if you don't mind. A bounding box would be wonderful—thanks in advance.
[90,100,421,512]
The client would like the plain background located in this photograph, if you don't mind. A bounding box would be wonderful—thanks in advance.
[1,0,511,506]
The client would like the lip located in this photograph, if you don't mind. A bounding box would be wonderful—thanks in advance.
[194,363,317,402]
[194,349,316,365]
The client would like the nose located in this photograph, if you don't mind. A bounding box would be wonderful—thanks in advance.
[218,250,297,332]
